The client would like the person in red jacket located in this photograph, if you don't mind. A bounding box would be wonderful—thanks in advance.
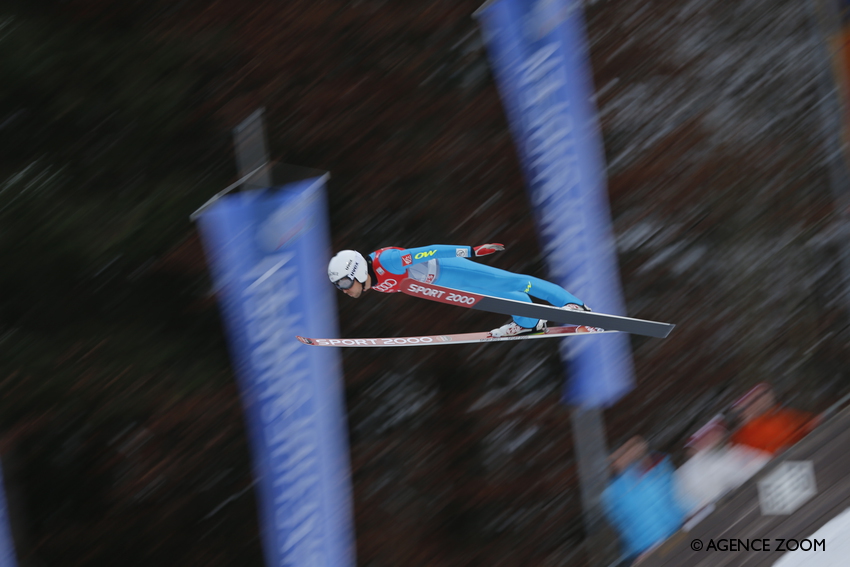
[729,383,819,455]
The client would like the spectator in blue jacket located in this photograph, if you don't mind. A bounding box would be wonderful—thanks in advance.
[602,436,685,565]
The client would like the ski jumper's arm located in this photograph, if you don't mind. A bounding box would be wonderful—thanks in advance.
[377,245,474,275]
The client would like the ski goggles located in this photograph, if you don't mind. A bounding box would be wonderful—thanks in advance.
[333,276,356,290]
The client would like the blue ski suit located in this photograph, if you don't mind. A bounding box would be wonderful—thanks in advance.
[367,244,583,328]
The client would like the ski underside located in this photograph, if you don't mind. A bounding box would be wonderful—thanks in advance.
[296,324,614,348]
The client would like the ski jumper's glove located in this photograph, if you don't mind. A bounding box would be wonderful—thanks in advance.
[473,243,505,257]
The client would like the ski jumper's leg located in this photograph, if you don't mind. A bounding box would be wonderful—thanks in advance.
[436,258,583,327]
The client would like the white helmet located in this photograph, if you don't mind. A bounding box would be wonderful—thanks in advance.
[328,250,368,290]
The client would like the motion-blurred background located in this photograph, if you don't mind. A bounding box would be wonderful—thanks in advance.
[1,0,849,565]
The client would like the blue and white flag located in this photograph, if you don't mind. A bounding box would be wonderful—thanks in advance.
[196,176,355,567]
[476,0,634,407]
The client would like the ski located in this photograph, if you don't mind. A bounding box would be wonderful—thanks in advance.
[398,279,675,338]
[296,325,615,348]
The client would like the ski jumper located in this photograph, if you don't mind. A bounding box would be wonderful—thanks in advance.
[368,245,583,328]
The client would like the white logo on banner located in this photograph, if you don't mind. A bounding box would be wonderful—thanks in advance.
[243,254,326,564]
[517,43,592,360]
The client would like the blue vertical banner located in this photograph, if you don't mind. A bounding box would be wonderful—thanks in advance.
[196,176,355,567]
[476,0,634,407]
[0,463,16,567]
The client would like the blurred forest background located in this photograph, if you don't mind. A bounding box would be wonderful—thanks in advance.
[1,0,850,565]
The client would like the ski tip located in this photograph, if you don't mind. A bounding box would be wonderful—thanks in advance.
[659,324,675,338]
[295,336,314,345]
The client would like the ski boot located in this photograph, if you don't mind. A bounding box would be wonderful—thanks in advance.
[489,319,547,338]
